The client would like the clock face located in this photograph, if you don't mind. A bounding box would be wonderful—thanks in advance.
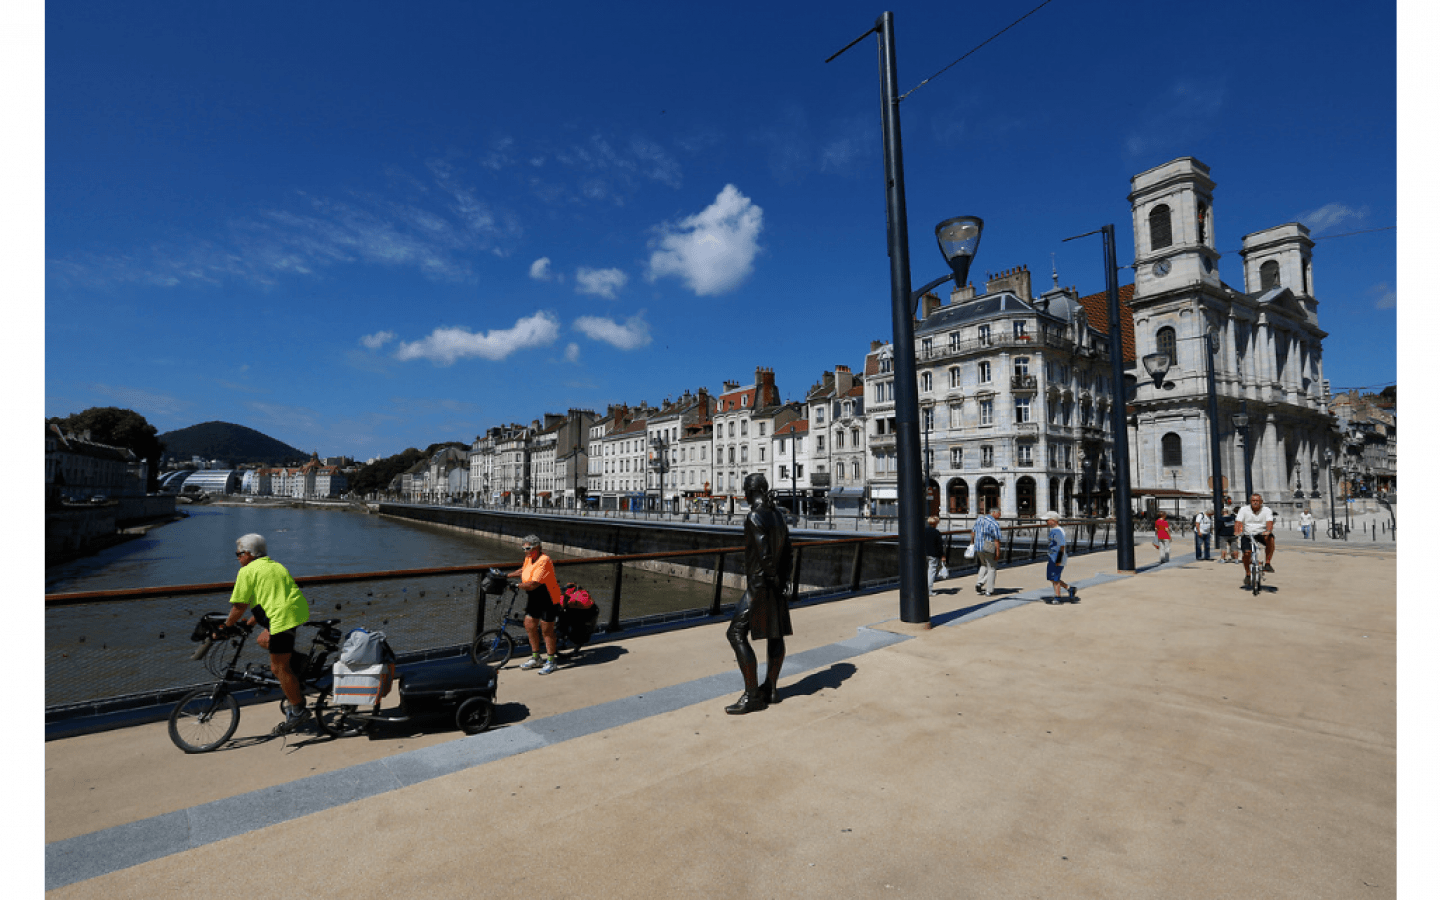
[1153,259,1171,277]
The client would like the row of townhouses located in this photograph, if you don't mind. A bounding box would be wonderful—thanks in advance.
[374,158,1394,521]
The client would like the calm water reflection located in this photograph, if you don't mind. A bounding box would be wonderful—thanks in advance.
[47,505,526,594]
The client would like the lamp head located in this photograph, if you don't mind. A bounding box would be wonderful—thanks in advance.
[1142,353,1171,380]
[1231,411,1250,429]
[935,216,983,286]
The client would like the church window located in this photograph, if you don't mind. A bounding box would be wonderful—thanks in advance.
[1261,260,1280,290]
[1156,327,1177,367]
[1197,202,1208,244]
[1149,204,1173,251]
[1162,432,1183,467]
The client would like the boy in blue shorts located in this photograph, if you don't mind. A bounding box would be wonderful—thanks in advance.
[1043,512,1077,605]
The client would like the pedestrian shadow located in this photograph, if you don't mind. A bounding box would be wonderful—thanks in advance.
[778,662,856,702]
[563,644,628,668]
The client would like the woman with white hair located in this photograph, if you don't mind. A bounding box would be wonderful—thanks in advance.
[218,533,313,734]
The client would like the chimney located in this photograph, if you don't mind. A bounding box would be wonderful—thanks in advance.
[984,264,1032,300]
[870,340,884,352]
[950,283,976,303]
[919,290,942,319]
[835,364,853,395]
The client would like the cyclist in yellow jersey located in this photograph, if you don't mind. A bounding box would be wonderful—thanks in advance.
[219,533,312,734]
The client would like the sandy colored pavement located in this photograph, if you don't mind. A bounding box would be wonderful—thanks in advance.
[47,544,1396,898]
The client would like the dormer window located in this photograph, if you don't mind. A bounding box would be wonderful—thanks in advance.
[1149,204,1173,250]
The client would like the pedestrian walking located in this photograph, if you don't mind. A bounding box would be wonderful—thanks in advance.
[1042,511,1076,604]
[1153,512,1172,564]
[1217,502,1238,562]
[1300,509,1315,540]
[1193,509,1212,560]
[973,506,1002,597]
[923,515,946,593]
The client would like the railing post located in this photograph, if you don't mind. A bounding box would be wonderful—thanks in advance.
[849,542,865,593]
[1029,526,1040,560]
[473,573,488,642]
[607,559,623,632]
[710,552,727,616]
[1005,528,1016,565]
[790,545,803,603]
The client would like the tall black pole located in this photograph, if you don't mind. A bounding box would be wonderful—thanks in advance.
[876,12,928,623]
[1102,225,1135,572]
[1204,335,1226,525]
[1239,400,1254,500]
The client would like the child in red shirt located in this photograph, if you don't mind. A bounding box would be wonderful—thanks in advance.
[1153,512,1172,563]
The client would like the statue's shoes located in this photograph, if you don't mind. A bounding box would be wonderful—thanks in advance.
[725,692,768,715]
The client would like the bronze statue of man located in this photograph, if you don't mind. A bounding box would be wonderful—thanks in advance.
[725,472,793,714]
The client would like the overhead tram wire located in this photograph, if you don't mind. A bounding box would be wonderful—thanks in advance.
[1102,224,1397,270]
[897,0,1061,101]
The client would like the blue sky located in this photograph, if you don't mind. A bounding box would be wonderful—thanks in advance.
[38,0,1400,461]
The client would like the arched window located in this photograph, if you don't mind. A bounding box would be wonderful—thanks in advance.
[1260,260,1280,290]
[1156,326,1177,367]
[1162,432,1183,467]
[1149,204,1173,251]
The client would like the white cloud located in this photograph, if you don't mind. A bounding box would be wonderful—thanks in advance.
[565,342,581,362]
[645,185,763,296]
[576,266,629,299]
[573,312,652,351]
[360,330,396,349]
[1368,282,1396,310]
[1296,202,1368,234]
[393,312,561,366]
[530,257,556,281]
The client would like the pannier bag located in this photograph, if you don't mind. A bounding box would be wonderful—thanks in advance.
[333,627,396,706]
[481,568,510,596]
[562,583,593,608]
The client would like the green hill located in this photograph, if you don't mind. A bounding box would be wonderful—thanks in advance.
[158,421,309,466]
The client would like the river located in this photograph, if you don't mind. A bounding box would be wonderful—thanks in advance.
[46,504,527,594]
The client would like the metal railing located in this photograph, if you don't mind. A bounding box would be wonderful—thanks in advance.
[45,520,1114,719]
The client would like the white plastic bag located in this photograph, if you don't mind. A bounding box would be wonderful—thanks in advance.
[964,542,977,560]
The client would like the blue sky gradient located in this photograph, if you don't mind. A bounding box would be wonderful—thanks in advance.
[41,0,1399,459]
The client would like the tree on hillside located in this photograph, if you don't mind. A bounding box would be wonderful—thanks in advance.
[1379,385,1396,406]
[48,407,166,491]
[348,442,470,497]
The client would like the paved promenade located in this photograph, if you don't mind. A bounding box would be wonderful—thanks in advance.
[46,541,1397,898]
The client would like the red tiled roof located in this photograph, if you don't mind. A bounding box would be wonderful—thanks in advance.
[718,388,758,412]
[1076,283,1136,364]
[775,420,809,436]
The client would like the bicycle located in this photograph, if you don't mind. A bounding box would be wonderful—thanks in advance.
[168,613,344,753]
[1240,534,1265,596]
[470,582,525,667]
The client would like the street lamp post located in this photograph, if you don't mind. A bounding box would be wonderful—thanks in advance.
[1231,401,1254,501]
[1062,225,1136,572]
[829,14,983,624]
[1323,448,1339,540]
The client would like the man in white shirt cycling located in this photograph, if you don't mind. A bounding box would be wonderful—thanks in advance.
[1234,493,1276,588]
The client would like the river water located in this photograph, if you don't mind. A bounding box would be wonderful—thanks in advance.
[46,505,527,594]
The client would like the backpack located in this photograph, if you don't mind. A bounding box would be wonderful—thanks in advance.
[562,583,593,609]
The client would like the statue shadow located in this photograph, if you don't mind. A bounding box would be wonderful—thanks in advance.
[777,661,856,702]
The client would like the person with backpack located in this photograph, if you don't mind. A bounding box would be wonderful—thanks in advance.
[510,534,565,675]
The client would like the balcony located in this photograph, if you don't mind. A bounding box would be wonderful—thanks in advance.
[1011,374,1037,392]
[1015,421,1040,433]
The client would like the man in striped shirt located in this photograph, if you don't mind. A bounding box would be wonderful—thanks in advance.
[972,506,1002,597]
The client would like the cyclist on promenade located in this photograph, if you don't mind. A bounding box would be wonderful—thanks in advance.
[218,533,312,734]
[1235,493,1276,589]
[510,534,564,675]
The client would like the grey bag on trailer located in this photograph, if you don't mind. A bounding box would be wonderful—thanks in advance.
[340,628,391,666]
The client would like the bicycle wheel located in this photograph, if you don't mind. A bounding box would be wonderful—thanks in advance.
[313,691,367,738]
[456,697,493,735]
[470,629,515,667]
[168,689,240,753]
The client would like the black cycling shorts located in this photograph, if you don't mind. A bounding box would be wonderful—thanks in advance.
[266,627,297,655]
[524,588,559,623]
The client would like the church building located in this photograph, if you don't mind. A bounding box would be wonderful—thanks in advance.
[1124,157,1335,516]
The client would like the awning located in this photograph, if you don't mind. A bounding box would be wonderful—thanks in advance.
[829,487,864,498]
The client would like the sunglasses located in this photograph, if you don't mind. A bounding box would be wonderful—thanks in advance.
[522,545,535,551]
